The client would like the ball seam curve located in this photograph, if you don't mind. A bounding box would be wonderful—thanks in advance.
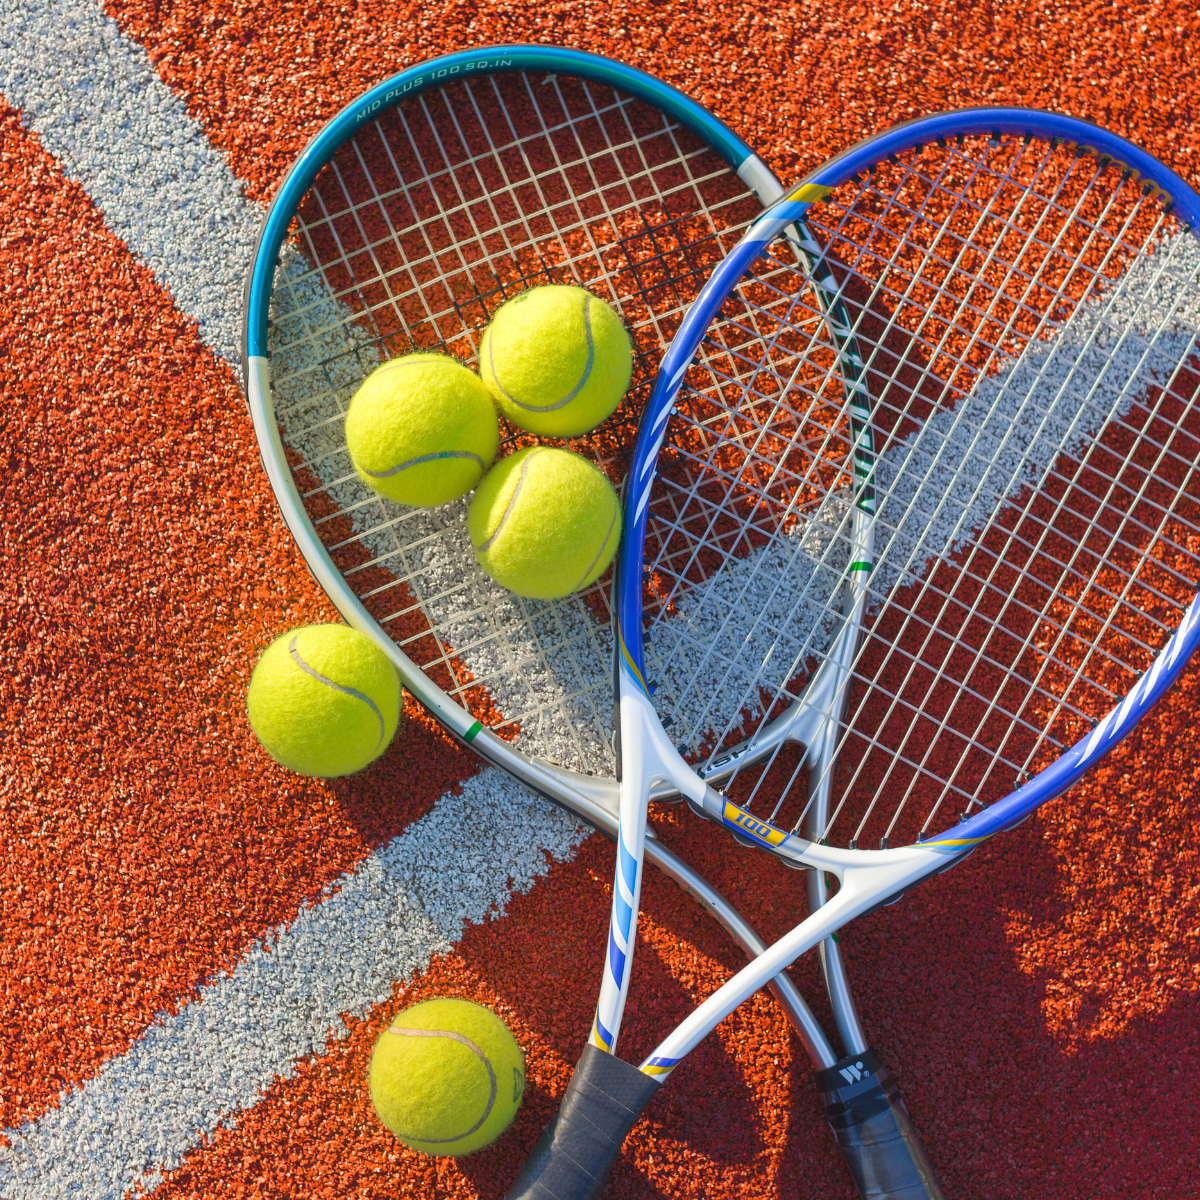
[487,293,595,413]
[288,635,386,749]
[383,1025,498,1142]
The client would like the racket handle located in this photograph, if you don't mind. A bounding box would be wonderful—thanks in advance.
[506,1043,659,1200]
[815,1050,945,1200]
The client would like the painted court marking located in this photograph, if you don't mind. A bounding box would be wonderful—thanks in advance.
[0,773,585,1199]
[0,5,587,1194]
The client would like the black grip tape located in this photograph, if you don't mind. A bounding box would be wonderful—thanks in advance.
[506,1044,660,1200]
[814,1050,945,1200]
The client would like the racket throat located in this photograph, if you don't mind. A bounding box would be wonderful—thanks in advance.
[699,599,864,790]
[593,676,710,1053]
[691,600,865,864]
[802,701,871,1055]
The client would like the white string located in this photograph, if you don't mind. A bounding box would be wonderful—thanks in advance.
[267,71,757,774]
[646,138,1200,847]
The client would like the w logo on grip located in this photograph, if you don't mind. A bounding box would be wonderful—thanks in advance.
[839,1060,870,1085]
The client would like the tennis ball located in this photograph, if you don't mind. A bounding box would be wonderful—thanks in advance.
[368,997,526,1157]
[467,447,622,600]
[246,624,401,778]
[345,353,499,507]
[479,285,633,438]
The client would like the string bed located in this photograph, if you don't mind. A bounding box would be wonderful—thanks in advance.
[642,134,1200,848]
[264,70,761,773]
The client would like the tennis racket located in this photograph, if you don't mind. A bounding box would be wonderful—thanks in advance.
[505,109,1200,1199]
[240,45,936,1196]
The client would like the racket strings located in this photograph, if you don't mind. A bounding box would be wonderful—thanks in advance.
[645,254,853,571]
[266,70,761,771]
[862,266,1197,671]
[730,367,1200,844]
[641,262,869,716]
[281,81,744,377]
[653,251,857,559]
[801,276,1176,835]
[829,140,1159,423]
[644,277,867,756]
[310,88,639,286]
[829,148,1100,441]
[642,132,1200,847]
[832,222,1200,842]
[652,151,1075,748]
[649,298,848,595]
[821,180,1200,844]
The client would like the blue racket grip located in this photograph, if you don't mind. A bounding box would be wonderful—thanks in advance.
[815,1050,945,1199]
[506,1043,659,1200]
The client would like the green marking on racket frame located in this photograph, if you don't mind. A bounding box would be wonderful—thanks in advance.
[464,721,483,743]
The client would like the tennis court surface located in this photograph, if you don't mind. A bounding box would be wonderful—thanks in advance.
[2,2,1198,1197]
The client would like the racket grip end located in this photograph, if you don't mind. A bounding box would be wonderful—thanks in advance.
[505,1043,659,1200]
[815,1050,945,1200]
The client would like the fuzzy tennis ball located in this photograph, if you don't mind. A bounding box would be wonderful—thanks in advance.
[467,447,622,600]
[246,624,401,778]
[345,353,499,507]
[368,997,526,1157]
[479,285,633,438]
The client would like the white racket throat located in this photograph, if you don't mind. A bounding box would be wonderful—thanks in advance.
[596,663,964,1057]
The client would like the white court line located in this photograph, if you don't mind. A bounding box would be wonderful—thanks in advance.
[0,0,258,365]
[0,5,587,1196]
[0,773,586,1199]
[4,7,1198,1195]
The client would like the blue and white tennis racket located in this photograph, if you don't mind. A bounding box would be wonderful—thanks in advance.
[242,46,941,1197]
[507,108,1200,1199]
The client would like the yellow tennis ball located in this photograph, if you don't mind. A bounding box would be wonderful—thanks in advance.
[368,997,526,1157]
[345,353,499,507]
[479,285,633,438]
[467,447,622,600]
[245,624,401,778]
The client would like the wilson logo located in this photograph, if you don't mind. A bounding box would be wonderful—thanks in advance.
[839,1060,870,1085]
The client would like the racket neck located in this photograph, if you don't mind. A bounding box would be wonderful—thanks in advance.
[638,838,961,1075]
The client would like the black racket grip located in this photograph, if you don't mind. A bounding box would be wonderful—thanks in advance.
[815,1050,945,1200]
[506,1043,660,1200]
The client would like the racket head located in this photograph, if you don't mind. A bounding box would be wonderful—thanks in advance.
[615,107,1200,855]
[240,45,787,780]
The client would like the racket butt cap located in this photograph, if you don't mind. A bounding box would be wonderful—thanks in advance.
[815,1049,946,1200]
[505,1043,659,1200]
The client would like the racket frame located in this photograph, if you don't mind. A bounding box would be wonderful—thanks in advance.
[242,44,780,361]
[240,43,851,1069]
[602,107,1200,1077]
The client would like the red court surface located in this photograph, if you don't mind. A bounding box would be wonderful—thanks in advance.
[2,2,1199,1198]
